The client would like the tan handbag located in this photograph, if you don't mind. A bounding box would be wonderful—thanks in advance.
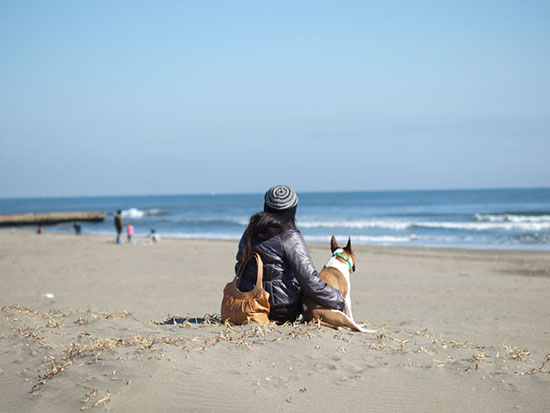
[221,252,270,324]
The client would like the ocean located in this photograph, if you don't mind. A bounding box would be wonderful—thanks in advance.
[1,188,550,250]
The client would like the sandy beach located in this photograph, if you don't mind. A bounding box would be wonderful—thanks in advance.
[0,230,549,412]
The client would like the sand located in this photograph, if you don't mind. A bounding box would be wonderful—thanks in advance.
[0,230,549,412]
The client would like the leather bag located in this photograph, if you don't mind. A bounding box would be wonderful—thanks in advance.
[221,252,270,324]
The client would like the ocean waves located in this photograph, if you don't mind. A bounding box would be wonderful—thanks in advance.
[304,235,423,244]
[298,220,410,230]
[475,213,550,223]
[415,221,550,232]
[121,208,166,219]
[299,217,550,232]
[119,207,550,238]
[162,217,248,227]
[8,189,547,249]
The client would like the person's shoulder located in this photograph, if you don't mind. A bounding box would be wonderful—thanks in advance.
[279,227,303,243]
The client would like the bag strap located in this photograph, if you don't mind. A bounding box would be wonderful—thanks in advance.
[252,252,263,287]
[237,252,264,287]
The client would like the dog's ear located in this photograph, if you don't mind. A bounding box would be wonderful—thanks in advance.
[330,235,339,253]
[344,237,352,253]
[345,238,356,271]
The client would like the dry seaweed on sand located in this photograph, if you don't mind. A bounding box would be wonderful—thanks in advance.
[151,313,223,327]
[6,305,548,396]
[32,357,73,390]
[80,387,98,404]
[80,391,111,411]
[96,310,129,319]
[517,353,550,375]
[1,304,75,319]
[501,346,531,361]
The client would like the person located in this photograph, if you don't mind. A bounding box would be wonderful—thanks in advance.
[127,222,134,243]
[114,210,123,243]
[148,229,160,243]
[73,222,82,235]
[235,185,345,323]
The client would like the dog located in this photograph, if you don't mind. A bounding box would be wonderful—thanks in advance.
[304,236,376,333]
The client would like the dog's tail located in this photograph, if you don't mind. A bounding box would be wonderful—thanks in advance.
[310,309,376,333]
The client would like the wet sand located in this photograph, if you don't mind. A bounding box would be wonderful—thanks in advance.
[1,230,549,412]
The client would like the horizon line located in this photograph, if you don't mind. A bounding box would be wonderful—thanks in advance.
[1,185,549,201]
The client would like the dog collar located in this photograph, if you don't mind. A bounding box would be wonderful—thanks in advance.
[334,252,354,273]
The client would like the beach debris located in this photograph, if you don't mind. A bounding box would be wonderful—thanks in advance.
[97,310,128,319]
[502,346,530,361]
[75,316,88,325]
[93,392,111,408]
[2,304,74,319]
[369,342,386,351]
[81,387,98,403]
[16,327,44,341]
[435,357,456,367]
[81,391,111,410]
[415,346,435,355]
[399,339,410,352]
[45,319,61,328]
[5,302,549,406]
[33,357,73,390]
[376,329,387,340]
[452,341,486,350]
[42,293,55,299]
[516,353,550,375]
[471,352,489,362]
[224,320,238,332]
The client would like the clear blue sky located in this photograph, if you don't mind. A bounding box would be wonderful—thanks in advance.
[1,1,549,197]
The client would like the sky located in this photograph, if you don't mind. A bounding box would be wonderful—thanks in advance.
[0,0,549,198]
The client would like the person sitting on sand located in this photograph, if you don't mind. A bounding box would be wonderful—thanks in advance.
[235,185,345,323]
[148,229,160,243]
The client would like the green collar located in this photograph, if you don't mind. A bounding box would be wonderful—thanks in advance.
[334,252,354,272]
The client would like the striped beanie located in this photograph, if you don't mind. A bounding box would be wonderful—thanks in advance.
[264,185,298,211]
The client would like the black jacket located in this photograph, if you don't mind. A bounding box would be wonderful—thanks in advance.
[114,214,123,232]
[236,228,345,322]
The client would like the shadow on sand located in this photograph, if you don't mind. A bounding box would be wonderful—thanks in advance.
[154,314,222,326]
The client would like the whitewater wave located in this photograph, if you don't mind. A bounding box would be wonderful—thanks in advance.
[121,208,166,219]
[157,233,442,244]
[162,217,248,226]
[115,210,550,232]
[475,213,550,223]
[298,220,411,230]
[304,235,415,243]
[415,221,550,231]
[164,232,242,240]
[299,218,550,232]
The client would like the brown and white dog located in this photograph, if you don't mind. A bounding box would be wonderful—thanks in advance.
[304,236,375,333]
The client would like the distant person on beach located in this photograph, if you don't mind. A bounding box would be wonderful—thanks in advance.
[114,210,123,243]
[127,223,134,243]
[148,229,160,243]
[73,222,81,235]
[37,225,43,234]
[235,185,345,323]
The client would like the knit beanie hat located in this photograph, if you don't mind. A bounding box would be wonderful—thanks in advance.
[264,185,298,216]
